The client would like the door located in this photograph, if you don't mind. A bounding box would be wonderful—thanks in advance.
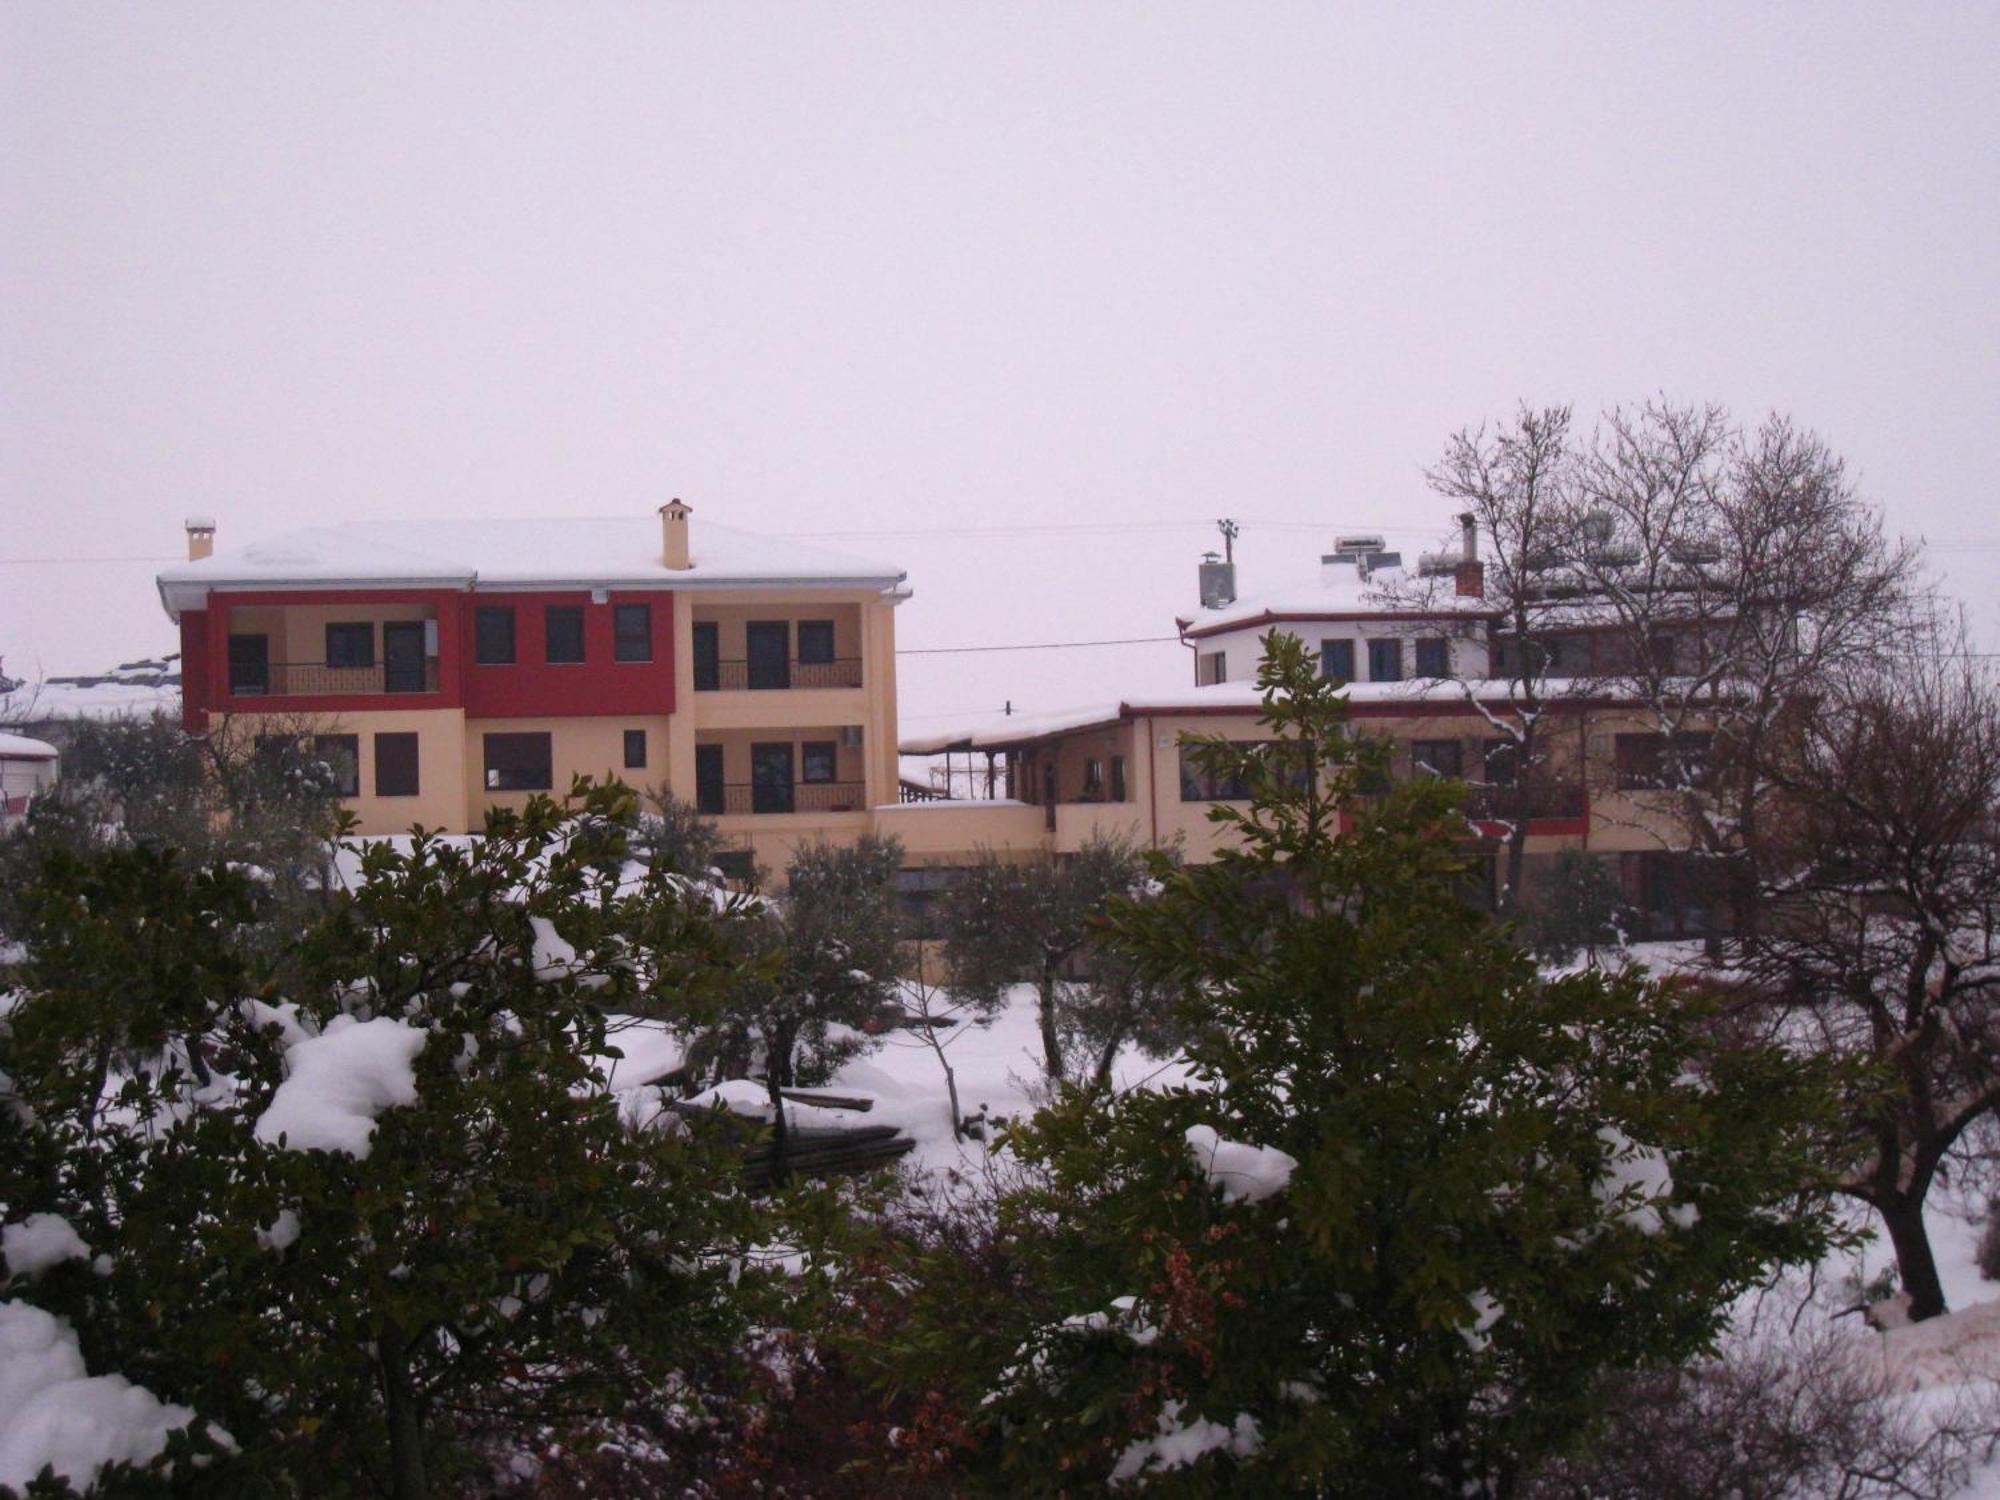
[751,742,795,813]
[693,622,720,691]
[746,621,790,690]
[695,744,725,815]
[227,633,269,695]
[383,622,427,693]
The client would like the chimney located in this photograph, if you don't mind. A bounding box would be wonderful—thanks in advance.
[185,515,216,562]
[1454,512,1483,597]
[658,498,692,571]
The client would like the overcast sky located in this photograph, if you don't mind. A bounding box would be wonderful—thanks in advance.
[4,4,1995,727]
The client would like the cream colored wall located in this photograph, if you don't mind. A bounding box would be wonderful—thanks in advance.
[208,707,469,835]
[710,810,873,885]
[463,714,675,822]
[872,802,1048,864]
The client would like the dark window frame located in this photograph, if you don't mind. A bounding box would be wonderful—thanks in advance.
[475,607,517,666]
[613,604,653,663]
[313,734,361,797]
[325,623,375,670]
[1412,739,1463,778]
[1367,638,1403,682]
[623,729,647,770]
[1414,637,1450,679]
[484,732,553,792]
[1320,639,1355,683]
[375,733,420,797]
[801,740,838,784]
[544,606,586,665]
[796,619,836,666]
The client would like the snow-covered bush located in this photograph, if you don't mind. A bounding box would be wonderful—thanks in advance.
[0,781,766,1498]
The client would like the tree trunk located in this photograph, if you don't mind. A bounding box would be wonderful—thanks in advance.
[764,1026,796,1185]
[1037,971,1065,1080]
[377,1321,429,1500]
[1879,1192,1948,1322]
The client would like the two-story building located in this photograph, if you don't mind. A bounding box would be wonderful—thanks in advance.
[158,504,914,876]
[897,518,1713,934]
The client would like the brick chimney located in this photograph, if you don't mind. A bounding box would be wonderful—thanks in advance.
[658,499,692,570]
[1453,511,1483,598]
[185,515,216,562]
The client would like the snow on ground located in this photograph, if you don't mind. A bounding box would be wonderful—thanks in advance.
[0,1299,202,1490]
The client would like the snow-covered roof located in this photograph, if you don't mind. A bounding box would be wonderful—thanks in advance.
[0,732,59,759]
[900,675,1639,754]
[1182,559,1492,638]
[156,515,907,617]
[0,677,180,728]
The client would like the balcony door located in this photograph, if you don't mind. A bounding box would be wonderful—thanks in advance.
[695,744,725,815]
[383,622,427,694]
[746,621,790,690]
[227,633,269,695]
[751,742,795,813]
[692,622,720,691]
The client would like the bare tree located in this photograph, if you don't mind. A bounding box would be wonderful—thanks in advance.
[1414,401,1921,930]
[1422,404,1580,912]
[1729,643,2000,1321]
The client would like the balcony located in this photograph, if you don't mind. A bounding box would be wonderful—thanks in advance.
[695,658,863,692]
[1465,781,1587,825]
[702,780,867,816]
[229,659,440,697]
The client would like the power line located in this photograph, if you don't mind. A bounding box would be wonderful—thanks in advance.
[900,636,1176,656]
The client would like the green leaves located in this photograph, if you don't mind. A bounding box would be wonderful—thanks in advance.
[891,637,1844,1496]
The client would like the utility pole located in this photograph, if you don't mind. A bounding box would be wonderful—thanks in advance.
[1216,517,1239,566]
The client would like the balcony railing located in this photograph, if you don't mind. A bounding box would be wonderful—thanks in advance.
[229,660,440,697]
[695,658,863,692]
[700,781,868,816]
[1465,781,1587,823]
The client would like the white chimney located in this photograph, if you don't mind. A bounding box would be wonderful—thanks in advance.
[185,515,216,562]
[658,498,692,570]
[1459,512,1478,562]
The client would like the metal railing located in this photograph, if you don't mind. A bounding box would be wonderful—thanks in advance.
[229,659,439,696]
[700,781,868,816]
[694,658,863,691]
[1465,781,1587,823]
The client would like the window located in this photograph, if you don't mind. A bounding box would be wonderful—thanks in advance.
[801,740,838,784]
[1083,758,1105,798]
[325,624,374,669]
[1412,739,1463,778]
[545,606,585,664]
[1179,743,1252,802]
[1320,639,1355,683]
[623,729,647,769]
[712,849,756,883]
[692,622,720,691]
[1367,638,1402,682]
[375,733,419,797]
[1614,732,1713,790]
[797,620,835,665]
[475,607,516,666]
[614,604,652,663]
[695,743,725,815]
[1483,738,1519,786]
[228,634,269,695]
[1198,651,1226,686]
[484,732,552,791]
[1109,754,1127,803]
[312,735,360,797]
[1414,637,1450,679]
